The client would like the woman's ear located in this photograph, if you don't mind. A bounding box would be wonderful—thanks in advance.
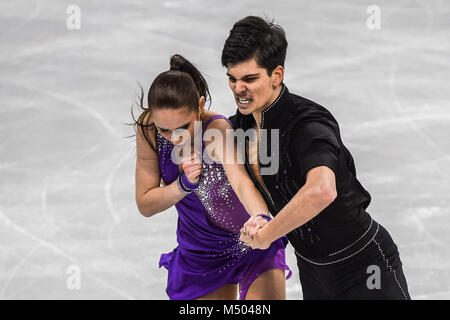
[198,96,206,113]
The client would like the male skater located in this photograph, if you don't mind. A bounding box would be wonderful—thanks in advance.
[222,16,410,299]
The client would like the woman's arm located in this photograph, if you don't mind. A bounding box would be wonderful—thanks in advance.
[204,118,269,217]
[135,125,188,217]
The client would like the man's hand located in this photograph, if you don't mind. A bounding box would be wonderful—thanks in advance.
[240,224,271,250]
[241,215,269,238]
[240,215,271,250]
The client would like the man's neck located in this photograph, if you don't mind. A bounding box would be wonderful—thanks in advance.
[252,85,282,129]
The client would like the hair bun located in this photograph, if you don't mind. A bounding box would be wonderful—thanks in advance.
[169,54,185,72]
[166,54,211,106]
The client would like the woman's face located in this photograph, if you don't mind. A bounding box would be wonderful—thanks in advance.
[152,106,199,146]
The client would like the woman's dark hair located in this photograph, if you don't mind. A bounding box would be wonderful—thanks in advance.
[221,16,288,76]
[126,54,211,151]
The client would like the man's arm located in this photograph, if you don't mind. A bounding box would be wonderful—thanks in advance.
[241,119,340,248]
[243,165,336,248]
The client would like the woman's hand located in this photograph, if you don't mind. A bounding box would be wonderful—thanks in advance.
[240,223,271,250]
[181,152,202,183]
[240,215,269,238]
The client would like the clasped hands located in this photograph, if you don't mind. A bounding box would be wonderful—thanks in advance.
[239,215,272,250]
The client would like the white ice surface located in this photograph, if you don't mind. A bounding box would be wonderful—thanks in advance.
[0,0,449,299]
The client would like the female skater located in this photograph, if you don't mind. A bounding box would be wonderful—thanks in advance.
[132,54,291,300]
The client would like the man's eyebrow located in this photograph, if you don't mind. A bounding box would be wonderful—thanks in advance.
[226,73,260,79]
[156,121,191,131]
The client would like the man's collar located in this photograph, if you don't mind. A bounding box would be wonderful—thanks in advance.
[260,83,288,129]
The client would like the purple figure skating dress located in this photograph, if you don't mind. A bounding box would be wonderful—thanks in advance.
[158,115,292,300]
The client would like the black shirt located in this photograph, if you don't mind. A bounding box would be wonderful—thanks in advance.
[229,84,375,261]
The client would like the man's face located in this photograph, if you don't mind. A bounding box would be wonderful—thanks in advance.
[226,58,280,115]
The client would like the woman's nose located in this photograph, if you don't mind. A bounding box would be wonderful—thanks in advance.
[171,137,183,145]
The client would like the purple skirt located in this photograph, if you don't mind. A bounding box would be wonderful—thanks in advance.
[159,236,292,300]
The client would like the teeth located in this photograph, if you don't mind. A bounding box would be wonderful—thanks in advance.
[238,97,251,103]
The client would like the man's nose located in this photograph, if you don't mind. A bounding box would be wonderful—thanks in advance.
[233,81,246,94]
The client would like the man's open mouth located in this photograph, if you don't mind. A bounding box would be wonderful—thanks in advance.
[238,97,252,103]
[236,96,253,108]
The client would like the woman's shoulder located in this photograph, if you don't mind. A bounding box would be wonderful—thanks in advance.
[136,112,158,155]
[202,111,233,130]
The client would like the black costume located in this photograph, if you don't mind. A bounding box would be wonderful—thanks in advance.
[229,84,410,299]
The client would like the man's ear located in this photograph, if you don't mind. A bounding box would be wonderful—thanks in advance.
[272,65,284,87]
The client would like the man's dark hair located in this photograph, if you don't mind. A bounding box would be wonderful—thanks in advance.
[221,16,288,75]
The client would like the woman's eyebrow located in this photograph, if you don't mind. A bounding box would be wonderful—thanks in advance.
[156,121,191,132]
